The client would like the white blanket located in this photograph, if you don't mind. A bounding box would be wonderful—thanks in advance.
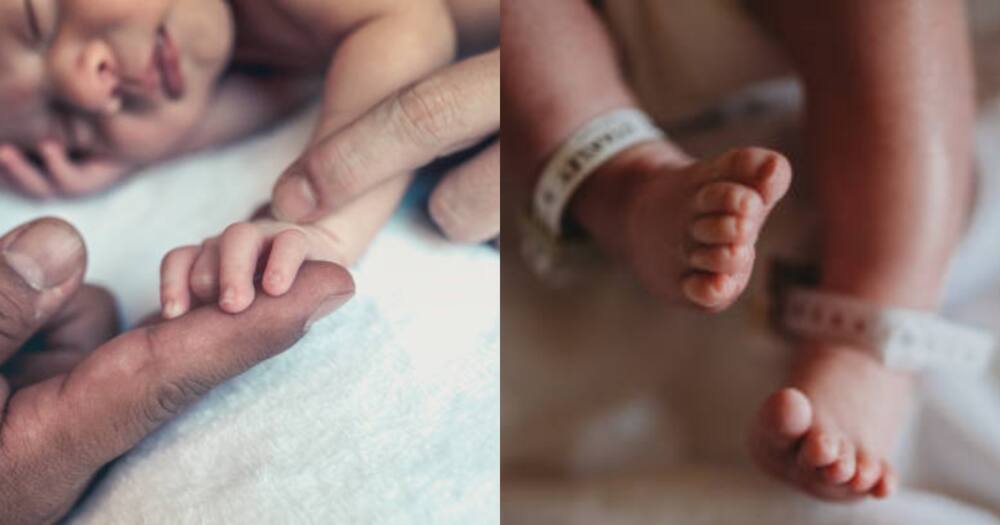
[0,109,500,524]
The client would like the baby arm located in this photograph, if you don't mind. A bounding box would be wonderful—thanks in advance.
[160,175,410,317]
[159,2,456,317]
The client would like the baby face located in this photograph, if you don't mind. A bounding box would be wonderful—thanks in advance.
[0,0,234,163]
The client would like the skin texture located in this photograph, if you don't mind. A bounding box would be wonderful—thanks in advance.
[501,0,790,310]
[269,47,501,242]
[502,0,973,500]
[746,0,973,500]
[0,0,236,196]
[160,0,467,318]
[0,218,355,525]
[0,0,498,314]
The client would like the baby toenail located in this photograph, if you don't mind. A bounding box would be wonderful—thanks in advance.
[682,278,708,304]
[713,277,731,295]
[733,219,747,238]
[819,435,837,453]
[735,193,751,213]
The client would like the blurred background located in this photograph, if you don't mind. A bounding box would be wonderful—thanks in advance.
[501,1,1000,523]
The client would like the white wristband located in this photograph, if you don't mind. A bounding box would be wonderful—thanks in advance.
[533,108,664,238]
[783,287,996,374]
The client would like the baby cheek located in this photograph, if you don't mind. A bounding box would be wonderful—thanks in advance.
[0,83,36,106]
[0,92,47,145]
[103,118,190,162]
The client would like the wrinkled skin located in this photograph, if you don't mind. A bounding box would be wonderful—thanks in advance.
[0,217,354,525]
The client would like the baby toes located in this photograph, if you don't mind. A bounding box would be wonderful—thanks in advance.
[797,429,841,469]
[872,461,898,498]
[681,272,745,311]
[694,181,765,217]
[821,439,857,485]
[721,148,792,207]
[849,450,882,493]
[688,244,753,274]
[690,215,757,245]
[761,389,812,446]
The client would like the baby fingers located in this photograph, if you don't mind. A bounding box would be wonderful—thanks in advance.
[0,144,54,198]
[37,141,83,193]
[262,229,308,297]
[161,246,201,319]
[37,141,124,196]
[163,222,315,318]
[190,239,222,305]
[218,223,266,314]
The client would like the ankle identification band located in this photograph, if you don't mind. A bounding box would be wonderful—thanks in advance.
[533,108,664,238]
[782,287,996,374]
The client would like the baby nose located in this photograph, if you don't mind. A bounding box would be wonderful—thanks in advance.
[53,40,121,115]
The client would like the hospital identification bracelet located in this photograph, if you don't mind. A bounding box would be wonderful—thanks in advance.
[532,108,665,238]
[783,287,997,374]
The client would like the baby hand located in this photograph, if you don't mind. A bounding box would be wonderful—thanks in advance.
[160,219,345,318]
[0,142,130,199]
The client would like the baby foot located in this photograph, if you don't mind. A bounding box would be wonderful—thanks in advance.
[748,342,914,500]
[618,146,791,311]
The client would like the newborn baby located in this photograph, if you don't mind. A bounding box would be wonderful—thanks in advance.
[505,0,974,502]
[0,0,462,317]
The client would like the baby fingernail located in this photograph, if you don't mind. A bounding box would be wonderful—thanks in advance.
[3,219,84,290]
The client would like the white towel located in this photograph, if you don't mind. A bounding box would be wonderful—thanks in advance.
[0,108,500,524]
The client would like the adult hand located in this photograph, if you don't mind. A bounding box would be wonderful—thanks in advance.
[271,49,500,244]
[0,218,354,525]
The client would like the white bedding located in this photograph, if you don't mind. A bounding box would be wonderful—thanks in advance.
[0,109,500,524]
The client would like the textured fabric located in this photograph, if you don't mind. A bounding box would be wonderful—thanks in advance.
[0,108,499,524]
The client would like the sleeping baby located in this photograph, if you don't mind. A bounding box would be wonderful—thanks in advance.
[0,0,465,318]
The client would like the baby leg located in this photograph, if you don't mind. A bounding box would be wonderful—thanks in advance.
[746,0,974,500]
[504,0,790,310]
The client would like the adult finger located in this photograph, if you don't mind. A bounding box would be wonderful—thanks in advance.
[0,262,354,475]
[2,285,118,389]
[272,49,500,223]
[429,140,499,243]
[0,218,87,363]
